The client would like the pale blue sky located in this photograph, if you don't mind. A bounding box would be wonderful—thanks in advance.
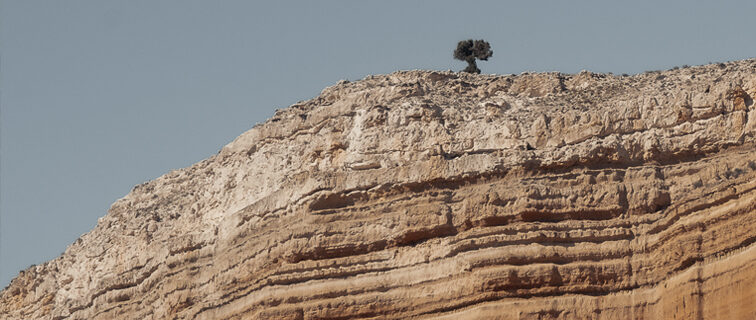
[2,1,755,288]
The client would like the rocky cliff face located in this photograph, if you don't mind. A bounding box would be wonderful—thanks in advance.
[2,60,756,320]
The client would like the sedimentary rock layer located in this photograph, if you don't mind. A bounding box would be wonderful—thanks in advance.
[2,60,756,319]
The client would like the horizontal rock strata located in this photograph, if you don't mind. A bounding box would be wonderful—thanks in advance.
[2,60,756,319]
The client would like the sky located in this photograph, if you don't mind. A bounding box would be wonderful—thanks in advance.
[2,0,755,288]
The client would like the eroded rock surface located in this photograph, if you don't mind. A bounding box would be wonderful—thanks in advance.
[2,60,756,319]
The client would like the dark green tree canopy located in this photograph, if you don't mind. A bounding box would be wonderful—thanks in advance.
[454,39,493,74]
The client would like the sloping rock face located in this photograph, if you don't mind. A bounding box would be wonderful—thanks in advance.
[2,60,756,320]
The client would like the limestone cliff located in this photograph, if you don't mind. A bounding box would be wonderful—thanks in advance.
[2,60,756,320]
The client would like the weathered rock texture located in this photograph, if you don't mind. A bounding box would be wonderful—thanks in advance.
[2,60,756,320]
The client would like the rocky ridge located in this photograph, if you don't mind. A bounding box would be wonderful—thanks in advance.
[1,60,756,319]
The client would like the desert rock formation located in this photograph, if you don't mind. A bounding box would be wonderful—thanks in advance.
[2,60,756,319]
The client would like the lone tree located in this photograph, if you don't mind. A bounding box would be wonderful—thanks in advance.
[454,39,493,74]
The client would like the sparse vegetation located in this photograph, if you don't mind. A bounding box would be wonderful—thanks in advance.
[453,39,493,74]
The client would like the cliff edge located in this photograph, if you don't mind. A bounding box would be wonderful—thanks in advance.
[2,60,756,319]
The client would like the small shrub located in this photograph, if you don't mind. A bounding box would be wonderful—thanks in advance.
[454,39,493,74]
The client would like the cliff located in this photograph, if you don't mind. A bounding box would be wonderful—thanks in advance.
[2,60,756,319]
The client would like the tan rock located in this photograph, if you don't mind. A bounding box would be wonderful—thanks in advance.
[2,60,756,319]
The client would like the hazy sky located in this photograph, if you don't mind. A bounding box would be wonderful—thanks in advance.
[2,0,755,288]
